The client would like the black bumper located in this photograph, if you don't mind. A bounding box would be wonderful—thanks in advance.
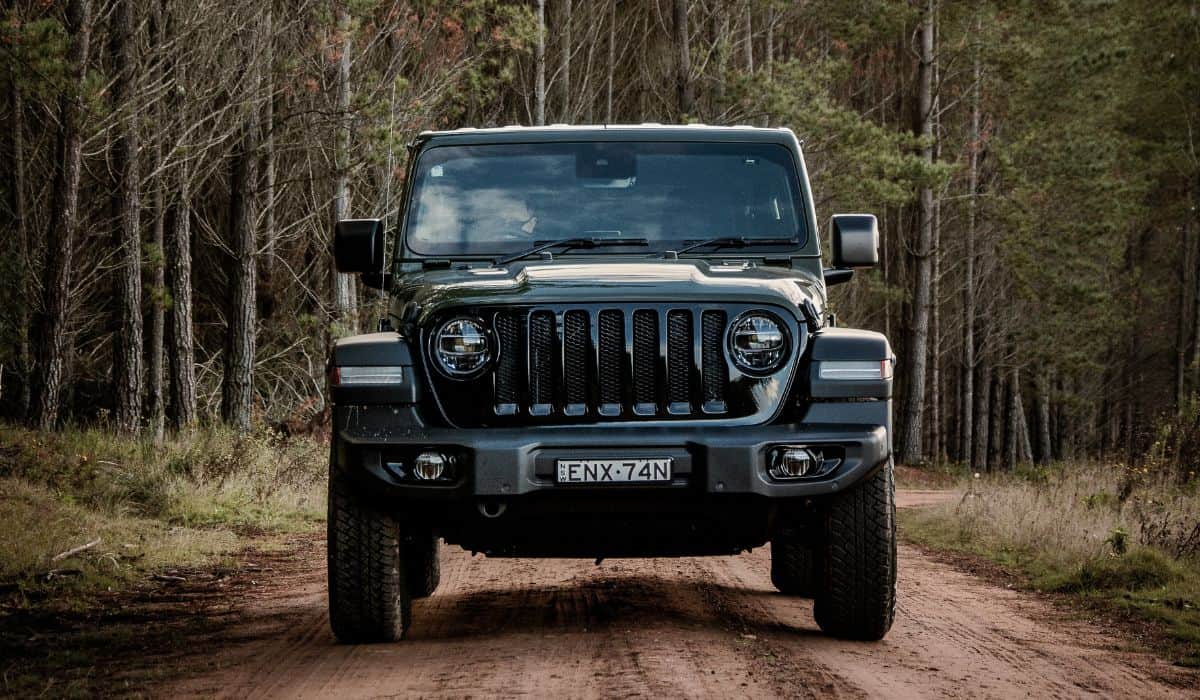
[333,406,890,500]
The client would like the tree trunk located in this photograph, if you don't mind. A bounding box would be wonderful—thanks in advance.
[973,362,990,472]
[170,162,197,430]
[1015,370,1034,464]
[535,0,546,125]
[9,68,31,420]
[111,0,144,435]
[899,0,936,464]
[961,29,980,467]
[1036,369,1052,463]
[331,3,357,332]
[714,9,729,102]
[742,1,753,74]
[146,0,168,441]
[673,0,692,117]
[1192,177,1200,394]
[931,202,942,463]
[35,0,92,430]
[605,0,615,122]
[261,8,277,319]
[1004,368,1018,469]
[559,0,572,121]
[222,23,261,432]
[764,4,774,78]
[988,370,1003,469]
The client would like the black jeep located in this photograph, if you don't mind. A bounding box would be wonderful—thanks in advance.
[327,125,895,643]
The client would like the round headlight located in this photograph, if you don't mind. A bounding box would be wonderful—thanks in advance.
[433,318,491,377]
[728,313,788,374]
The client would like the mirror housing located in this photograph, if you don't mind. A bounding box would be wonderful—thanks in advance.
[830,214,879,268]
[334,218,385,273]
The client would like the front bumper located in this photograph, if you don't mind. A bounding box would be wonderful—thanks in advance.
[333,405,890,500]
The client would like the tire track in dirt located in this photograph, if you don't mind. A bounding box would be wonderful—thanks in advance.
[161,491,1196,699]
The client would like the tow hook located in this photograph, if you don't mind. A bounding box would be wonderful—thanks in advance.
[478,501,507,519]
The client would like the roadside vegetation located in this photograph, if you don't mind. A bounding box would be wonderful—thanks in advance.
[0,424,325,599]
[903,408,1200,666]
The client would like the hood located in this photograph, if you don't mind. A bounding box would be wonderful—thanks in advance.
[391,258,826,327]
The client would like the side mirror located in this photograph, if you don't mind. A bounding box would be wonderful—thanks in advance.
[829,214,879,268]
[334,218,384,273]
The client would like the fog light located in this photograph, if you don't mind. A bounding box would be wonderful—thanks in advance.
[413,452,448,480]
[769,447,818,479]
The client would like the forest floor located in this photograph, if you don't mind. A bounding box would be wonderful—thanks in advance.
[3,488,1197,699]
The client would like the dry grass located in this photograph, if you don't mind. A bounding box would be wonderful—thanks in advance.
[0,423,326,595]
[903,463,1200,665]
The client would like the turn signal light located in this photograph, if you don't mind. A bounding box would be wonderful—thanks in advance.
[332,365,405,386]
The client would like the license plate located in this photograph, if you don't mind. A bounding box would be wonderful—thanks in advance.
[556,458,673,483]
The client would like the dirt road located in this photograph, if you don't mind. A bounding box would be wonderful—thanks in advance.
[162,491,1194,699]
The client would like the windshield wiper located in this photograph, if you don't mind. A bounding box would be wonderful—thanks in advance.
[496,237,648,265]
[667,236,798,257]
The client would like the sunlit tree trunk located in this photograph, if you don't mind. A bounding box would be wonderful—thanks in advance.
[331,2,357,332]
[535,0,546,125]
[605,0,615,122]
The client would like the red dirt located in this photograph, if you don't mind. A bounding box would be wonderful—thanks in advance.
[145,490,1196,699]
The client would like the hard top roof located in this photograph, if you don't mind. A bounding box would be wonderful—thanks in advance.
[415,123,799,147]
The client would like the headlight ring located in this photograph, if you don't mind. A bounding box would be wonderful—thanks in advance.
[431,317,492,378]
[727,311,789,375]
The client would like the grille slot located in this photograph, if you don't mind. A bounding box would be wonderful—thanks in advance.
[701,310,728,412]
[563,310,590,414]
[667,310,693,413]
[632,310,659,415]
[494,312,523,414]
[529,311,556,414]
[598,309,624,415]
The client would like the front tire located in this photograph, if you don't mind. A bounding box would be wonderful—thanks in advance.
[327,468,411,643]
[812,460,897,641]
[771,536,818,597]
[405,532,441,599]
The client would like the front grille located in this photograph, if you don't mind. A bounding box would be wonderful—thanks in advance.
[489,307,727,421]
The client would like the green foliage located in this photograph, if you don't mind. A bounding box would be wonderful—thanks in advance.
[727,56,946,213]
[1040,547,1179,592]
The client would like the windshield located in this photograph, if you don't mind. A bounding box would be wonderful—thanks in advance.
[403,141,806,258]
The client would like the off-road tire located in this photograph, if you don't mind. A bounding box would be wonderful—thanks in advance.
[770,537,818,597]
[327,468,411,643]
[812,461,897,641]
[404,533,441,599]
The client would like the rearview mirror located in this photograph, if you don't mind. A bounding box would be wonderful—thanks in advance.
[829,214,879,268]
[334,218,384,273]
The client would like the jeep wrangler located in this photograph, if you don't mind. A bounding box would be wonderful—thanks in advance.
[327,125,895,643]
